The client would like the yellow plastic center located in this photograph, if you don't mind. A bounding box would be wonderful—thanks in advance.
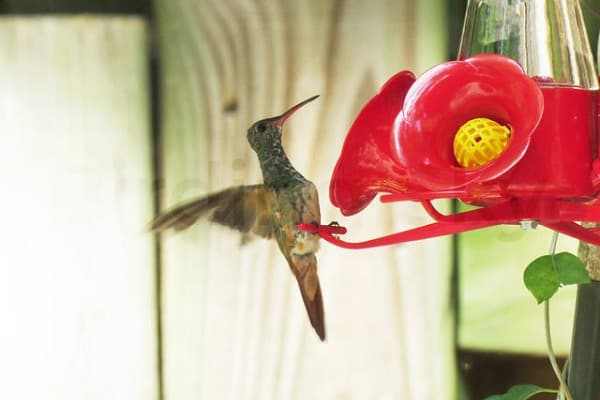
[453,117,511,168]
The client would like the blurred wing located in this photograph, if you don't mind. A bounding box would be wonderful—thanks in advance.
[151,185,274,239]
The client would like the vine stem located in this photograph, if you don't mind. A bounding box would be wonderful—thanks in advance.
[545,300,573,400]
[546,231,573,400]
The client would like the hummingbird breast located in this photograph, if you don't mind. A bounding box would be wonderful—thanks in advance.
[292,230,320,255]
[271,180,321,256]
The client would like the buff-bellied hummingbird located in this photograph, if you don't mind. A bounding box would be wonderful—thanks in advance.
[151,95,326,340]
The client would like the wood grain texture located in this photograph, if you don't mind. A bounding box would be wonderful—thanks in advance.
[0,17,158,400]
[155,1,452,399]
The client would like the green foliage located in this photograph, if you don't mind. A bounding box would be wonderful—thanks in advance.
[553,252,590,285]
[483,384,557,400]
[524,252,590,303]
[523,255,560,303]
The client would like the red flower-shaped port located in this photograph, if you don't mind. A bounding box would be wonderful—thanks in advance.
[329,71,415,216]
[330,54,544,216]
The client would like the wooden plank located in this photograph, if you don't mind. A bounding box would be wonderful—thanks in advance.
[0,0,148,14]
[0,17,158,400]
[155,1,453,399]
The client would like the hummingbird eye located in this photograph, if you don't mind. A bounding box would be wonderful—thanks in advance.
[256,122,267,133]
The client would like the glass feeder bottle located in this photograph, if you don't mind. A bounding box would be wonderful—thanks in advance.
[458,0,598,89]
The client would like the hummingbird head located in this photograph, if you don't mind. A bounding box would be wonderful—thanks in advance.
[247,95,319,152]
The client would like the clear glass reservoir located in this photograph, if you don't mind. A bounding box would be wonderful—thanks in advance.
[458,0,598,89]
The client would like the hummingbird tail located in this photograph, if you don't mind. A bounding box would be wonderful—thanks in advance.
[303,281,326,341]
[292,254,326,341]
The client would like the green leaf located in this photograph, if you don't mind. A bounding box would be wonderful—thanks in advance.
[483,384,558,400]
[553,252,591,285]
[523,252,590,303]
[523,255,560,303]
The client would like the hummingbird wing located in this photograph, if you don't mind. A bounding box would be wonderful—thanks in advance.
[151,185,274,239]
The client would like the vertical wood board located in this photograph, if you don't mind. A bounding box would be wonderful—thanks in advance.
[156,1,453,399]
[0,17,158,400]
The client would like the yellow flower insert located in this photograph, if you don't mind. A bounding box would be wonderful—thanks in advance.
[453,117,511,168]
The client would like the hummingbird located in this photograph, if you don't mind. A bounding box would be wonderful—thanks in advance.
[151,95,326,341]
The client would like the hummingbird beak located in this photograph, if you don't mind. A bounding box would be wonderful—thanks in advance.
[274,95,319,127]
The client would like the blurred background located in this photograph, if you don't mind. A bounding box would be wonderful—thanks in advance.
[2,0,600,399]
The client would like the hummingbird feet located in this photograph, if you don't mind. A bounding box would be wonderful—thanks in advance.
[297,221,347,239]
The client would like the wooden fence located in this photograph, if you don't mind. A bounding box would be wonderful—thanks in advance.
[0,2,464,399]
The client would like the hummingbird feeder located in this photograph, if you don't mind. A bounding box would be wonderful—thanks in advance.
[300,0,600,248]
